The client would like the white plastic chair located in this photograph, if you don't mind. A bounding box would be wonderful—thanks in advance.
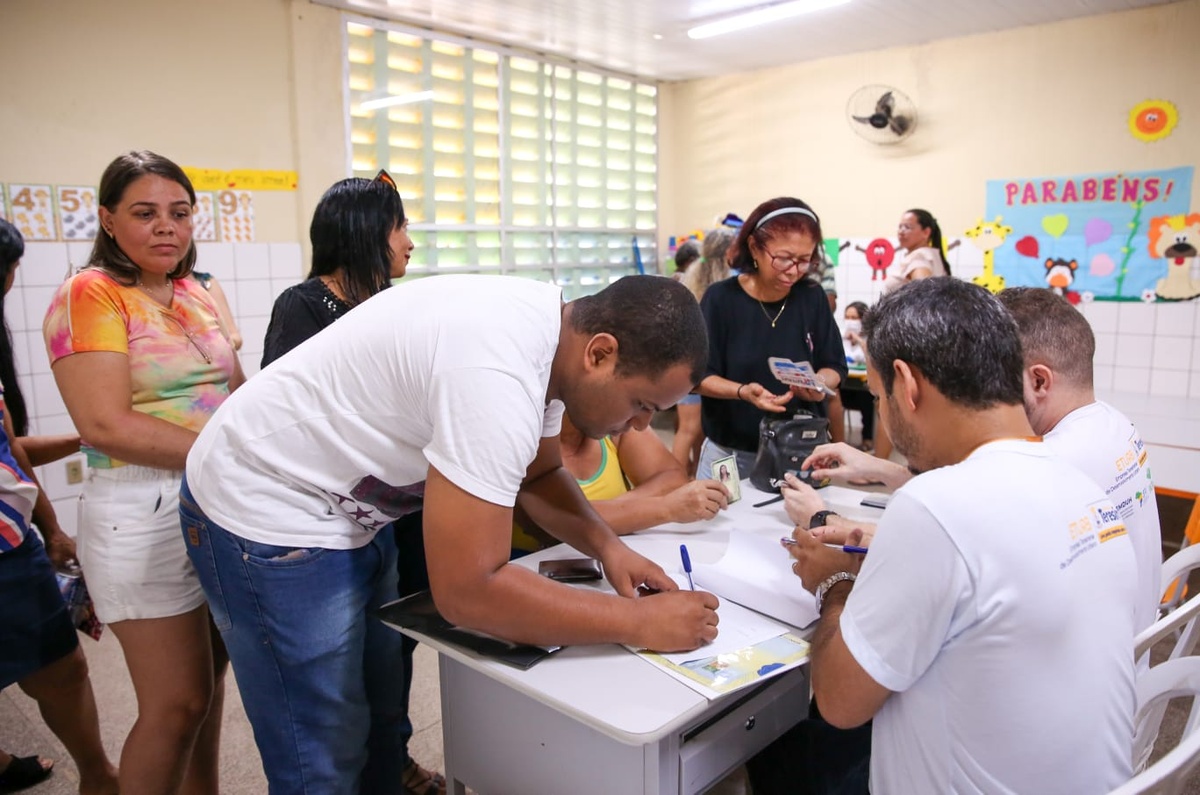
[1111,657,1200,794]
[1132,546,1200,773]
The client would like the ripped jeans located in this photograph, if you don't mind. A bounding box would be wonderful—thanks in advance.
[179,477,408,795]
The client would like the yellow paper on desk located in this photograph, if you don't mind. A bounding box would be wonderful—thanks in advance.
[692,529,819,629]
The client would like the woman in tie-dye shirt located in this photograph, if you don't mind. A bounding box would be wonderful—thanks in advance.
[43,151,243,795]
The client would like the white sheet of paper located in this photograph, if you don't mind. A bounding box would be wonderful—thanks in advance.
[654,573,791,665]
[693,529,819,629]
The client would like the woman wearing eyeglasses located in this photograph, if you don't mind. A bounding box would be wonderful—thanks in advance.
[43,151,245,794]
[695,197,847,478]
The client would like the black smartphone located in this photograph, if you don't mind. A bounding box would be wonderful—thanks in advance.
[538,557,603,583]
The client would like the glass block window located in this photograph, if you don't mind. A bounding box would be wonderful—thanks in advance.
[345,19,658,296]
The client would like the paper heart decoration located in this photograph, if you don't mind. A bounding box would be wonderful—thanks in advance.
[1089,252,1115,277]
[1015,235,1040,258]
[1084,218,1112,247]
[1041,214,1069,239]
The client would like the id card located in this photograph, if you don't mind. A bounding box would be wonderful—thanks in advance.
[711,455,742,504]
[768,357,833,395]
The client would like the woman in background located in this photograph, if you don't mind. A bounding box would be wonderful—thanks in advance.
[258,174,441,795]
[695,197,846,477]
[44,151,244,795]
[672,227,734,475]
[876,209,950,459]
[838,301,875,450]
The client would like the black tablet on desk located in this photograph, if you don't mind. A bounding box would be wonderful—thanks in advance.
[377,590,562,670]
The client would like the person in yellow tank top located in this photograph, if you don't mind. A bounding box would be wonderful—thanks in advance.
[512,415,732,552]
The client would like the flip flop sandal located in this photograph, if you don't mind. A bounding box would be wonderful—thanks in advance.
[401,760,446,795]
[0,756,54,792]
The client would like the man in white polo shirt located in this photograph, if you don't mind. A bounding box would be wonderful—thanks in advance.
[757,278,1136,794]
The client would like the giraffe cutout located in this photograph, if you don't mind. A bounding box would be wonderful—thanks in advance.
[965,216,1012,294]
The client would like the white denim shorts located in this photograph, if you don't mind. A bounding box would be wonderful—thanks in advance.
[76,465,205,624]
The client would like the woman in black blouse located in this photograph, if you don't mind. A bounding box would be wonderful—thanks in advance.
[695,197,847,477]
[260,174,444,795]
[261,172,412,366]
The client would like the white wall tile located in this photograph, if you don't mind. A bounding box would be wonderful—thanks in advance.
[1092,364,1114,392]
[233,243,272,280]
[9,330,34,377]
[31,372,67,417]
[1115,334,1154,368]
[1152,336,1194,371]
[1082,301,1120,333]
[7,287,28,332]
[1150,370,1190,398]
[1093,332,1117,367]
[1191,375,1200,399]
[21,284,60,331]
[240,356,262,379]
[37,453,86,500]
[1120,367,1151,395]
[1154,302,1197,336]
[19,243,71,287]
[269,242,304,280]
[270,278,296,300]
[195,243,236,281]
[50,498,78,538]
[238,316,270,353]
[235,279,274,318]
[1117,302,1156,335]
[65,242,92,272]
[34,414,77,436]
[1192,342,1200,373]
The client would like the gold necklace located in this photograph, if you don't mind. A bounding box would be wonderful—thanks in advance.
[757,298,787,328]
[137,278,173,305]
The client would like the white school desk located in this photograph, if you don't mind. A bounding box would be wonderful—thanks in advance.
[395,483,884,795]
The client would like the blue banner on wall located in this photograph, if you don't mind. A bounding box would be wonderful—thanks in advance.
[984,166,1194,301]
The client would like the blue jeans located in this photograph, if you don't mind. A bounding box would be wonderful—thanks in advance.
[179,478,409,795]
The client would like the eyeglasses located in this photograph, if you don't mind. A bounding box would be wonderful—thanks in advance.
[160,312,213,364]
[764,249,816,272]
[374,169,398,190]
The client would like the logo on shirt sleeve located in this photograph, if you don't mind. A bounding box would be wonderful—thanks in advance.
[1060,500,1127,569]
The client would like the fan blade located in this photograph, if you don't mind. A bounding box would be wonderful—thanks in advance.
[889,115,912,136]
[875,91,895,117]
[851,114,874,125]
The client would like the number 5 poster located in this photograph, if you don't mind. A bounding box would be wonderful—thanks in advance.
[7,184,57,240]
[57,185,99,240]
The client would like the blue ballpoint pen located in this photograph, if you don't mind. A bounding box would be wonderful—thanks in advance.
[780,537,869,555]
[680,544,695,590]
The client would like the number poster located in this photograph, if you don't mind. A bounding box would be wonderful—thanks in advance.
[193,191,217,242]
[6,184,56,241]
[56,185,100,240]
[217,189,255,243]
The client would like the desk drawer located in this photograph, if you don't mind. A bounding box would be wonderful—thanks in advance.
[678,668,810,794]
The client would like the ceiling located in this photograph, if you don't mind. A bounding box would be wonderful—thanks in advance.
[314,0,1179,81]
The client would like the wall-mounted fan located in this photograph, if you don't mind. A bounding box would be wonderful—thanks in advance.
[846,85,917,145]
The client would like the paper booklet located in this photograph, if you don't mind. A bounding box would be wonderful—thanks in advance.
[693,529,820,631]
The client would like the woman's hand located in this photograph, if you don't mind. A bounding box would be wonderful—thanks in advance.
[740,383,793,413]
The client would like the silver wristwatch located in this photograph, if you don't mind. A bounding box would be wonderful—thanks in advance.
[815,571,857,614]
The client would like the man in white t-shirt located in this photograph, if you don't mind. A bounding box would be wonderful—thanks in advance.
[998,287,1162,636]
[752,278,1136,794]
[180,274,719,794]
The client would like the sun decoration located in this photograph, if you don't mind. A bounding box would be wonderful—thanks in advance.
[1129,99,1178,142]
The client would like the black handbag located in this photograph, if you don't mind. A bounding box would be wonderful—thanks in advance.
[749,412,830,493]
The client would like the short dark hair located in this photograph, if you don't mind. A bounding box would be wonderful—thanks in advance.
[846,300,869,318]
[309,177,407,306]
[569,276,708,383]
[88,151,197,285]
[862,278,1024,408]
[997,287,1095,387]
[0,219,27,436]
[731,197,824,275]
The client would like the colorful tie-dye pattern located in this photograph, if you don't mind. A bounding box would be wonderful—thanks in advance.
[43,269,238,468]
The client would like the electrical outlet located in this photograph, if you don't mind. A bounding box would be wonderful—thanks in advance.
[65,460,84,485]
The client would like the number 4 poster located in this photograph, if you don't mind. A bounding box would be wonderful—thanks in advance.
[7,184,57,240]
[217,189,255,242]
[57,185,99,240]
